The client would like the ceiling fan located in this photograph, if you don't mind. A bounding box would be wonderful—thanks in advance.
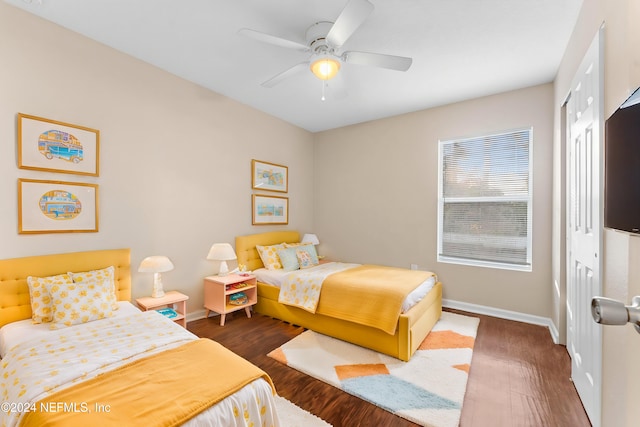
[238,0,413,89]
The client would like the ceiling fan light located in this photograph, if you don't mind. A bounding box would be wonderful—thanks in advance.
[310,57,341,80]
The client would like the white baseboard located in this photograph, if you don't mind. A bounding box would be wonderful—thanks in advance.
[547,321,560,344]
[187,300,562,345]
[186,309,210,323]
[443,299,560,344]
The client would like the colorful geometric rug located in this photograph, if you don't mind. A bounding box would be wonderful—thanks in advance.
[268,311,479,427]
[274,395,332,426]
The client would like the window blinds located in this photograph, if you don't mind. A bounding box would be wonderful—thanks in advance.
[438,128,532,270]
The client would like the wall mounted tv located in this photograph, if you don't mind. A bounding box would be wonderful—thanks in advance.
[604,87,640,234]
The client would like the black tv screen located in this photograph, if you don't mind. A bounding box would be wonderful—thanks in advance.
[604,87,640,234]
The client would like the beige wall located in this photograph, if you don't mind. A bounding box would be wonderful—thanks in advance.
[0,3,315,315]
[314,83,554,318]
[5,0,639,423]
[6,0,639,423]
[553,0,640,425]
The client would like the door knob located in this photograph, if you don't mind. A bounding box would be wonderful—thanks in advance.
[591,296,640,333]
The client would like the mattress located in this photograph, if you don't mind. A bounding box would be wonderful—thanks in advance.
[253,261,436,313]
[0,302,279,427]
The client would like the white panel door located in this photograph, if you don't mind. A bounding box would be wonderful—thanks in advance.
[566,27,603,427]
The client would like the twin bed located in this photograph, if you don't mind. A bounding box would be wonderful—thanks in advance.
[0,249,279,427]
[0,234,443,426]
[236,231,443,362]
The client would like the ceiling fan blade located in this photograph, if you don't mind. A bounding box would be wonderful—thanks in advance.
[343,51,413,71]
[261,62,310,88]
[238,28,309,52]
[326,0,374,48]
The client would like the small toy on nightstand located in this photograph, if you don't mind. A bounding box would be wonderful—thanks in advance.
[237,263,252,276]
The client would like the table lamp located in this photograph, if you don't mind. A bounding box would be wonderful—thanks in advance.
[301,233,320,246]
[207,243,237,276]
[138,255,174,298]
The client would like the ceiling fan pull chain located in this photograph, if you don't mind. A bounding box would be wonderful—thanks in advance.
[321,80,327,101]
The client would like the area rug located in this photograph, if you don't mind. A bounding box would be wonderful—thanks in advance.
[268,311,479,427]
[275,395,332,427]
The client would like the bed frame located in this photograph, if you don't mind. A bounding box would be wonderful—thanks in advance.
[0,248,131,328]
[236,231,442,361]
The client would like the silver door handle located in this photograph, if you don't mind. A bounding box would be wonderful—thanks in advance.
[591,296,640,333]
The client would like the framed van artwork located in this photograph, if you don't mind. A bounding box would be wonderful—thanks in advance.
[251,159,288,193]
[252,194,288,225]
[18,178,99,234]
[18,113,100,176]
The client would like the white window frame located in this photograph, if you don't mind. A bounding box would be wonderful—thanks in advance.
[437,128,533,272]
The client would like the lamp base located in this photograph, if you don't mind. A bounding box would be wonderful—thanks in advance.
[218,260,230,276]
[152,273,165,298]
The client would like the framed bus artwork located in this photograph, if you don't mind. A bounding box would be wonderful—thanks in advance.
[18,178,99,234]
[18,113,100,176]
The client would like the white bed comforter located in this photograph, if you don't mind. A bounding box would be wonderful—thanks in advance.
[0,310,279,427]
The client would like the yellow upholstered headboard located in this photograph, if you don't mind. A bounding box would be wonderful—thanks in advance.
[235,231,300,272]
[0,248,131,328]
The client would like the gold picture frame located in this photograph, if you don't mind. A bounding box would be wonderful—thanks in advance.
[18,178,99,234]
[251,159,288,193]
[252,194,289,225]
[18,113,100,176]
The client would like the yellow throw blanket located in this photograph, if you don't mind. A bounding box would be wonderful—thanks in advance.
[20,339,275,427]
[316,265,435,335]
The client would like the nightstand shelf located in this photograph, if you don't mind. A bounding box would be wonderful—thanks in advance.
[204,274,257,326]
[136,291,189,328]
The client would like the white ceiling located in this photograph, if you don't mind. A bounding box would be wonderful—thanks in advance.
[6,0,583,132]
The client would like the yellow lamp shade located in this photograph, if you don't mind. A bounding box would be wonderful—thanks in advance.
[310,57,341,81]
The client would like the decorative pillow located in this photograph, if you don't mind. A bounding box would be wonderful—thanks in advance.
[69,266,118,310]
[256,243,286,270]
[27,273,73,324]
[284,242,306,248]
[46,277,114,329]
[277,247,301,271]
[294,244,320,269]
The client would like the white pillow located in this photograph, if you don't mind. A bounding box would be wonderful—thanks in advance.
[68,266,118,310]
[26,273,73,324]
[256,243,286,270]
[46,277,114,329]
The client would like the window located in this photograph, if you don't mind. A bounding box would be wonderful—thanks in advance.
[437,128,532,271]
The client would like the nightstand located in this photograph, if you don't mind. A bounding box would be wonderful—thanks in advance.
[136,290,189,328]
[203,274,257,326]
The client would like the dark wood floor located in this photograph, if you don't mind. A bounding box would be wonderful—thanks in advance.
[188,309,591,427]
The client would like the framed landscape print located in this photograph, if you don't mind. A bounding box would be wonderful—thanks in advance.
[252,194,288,225]
[18,178,99,234]
[252,159,288,193]
[18,113,100,176]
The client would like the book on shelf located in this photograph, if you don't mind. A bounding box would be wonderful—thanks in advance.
[228,292,248,306]
[156,307,178,318]
[226,282,249,291]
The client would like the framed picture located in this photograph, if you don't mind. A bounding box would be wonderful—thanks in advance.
[251,159,288,193]
[252,194,288,225]
[18,178,99,234]
[18,113,100,176]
